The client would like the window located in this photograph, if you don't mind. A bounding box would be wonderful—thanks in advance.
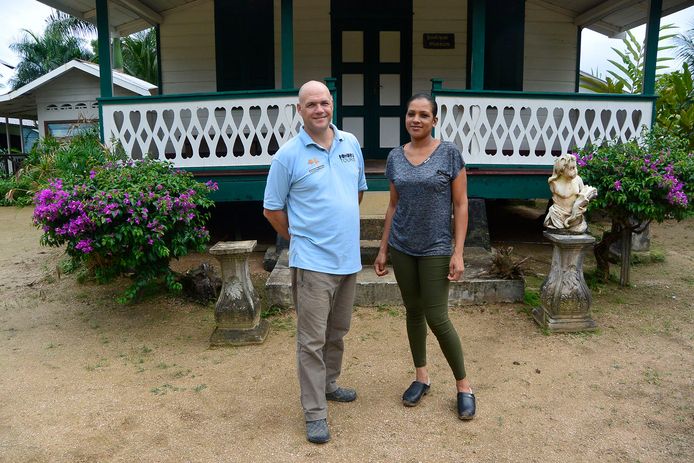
[45,121,97,139]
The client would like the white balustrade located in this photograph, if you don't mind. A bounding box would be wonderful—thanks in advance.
[101,94,303,168]
[435,95,653,166]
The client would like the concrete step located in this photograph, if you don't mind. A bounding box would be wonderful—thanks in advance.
[265,249,523,308]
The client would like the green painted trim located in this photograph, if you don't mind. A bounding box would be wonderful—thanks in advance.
[363,174,550,199]
[281,0,294,89]
[96,0,112,98]
[98,88,299,105]
[98,102,105,143]
[196,174,269,202]
[433,87,657,101]
[155,25,163,93]
[325,77,338,123]
[470,0,486,90]
[466,164,552,170]
[187,165,270,173]
[575,26,582,93]
[643,0,662,96]
[188,169,552,201]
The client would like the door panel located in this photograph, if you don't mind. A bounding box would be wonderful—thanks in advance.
[332,4,412,159]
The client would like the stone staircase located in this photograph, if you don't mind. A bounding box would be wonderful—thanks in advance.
[265,192,524,308]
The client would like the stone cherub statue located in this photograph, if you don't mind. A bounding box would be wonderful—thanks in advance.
[543,153,598,234]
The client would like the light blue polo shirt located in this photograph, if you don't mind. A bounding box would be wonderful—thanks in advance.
[264,125,367,274]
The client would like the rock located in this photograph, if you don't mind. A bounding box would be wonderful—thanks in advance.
[178,262,222,303]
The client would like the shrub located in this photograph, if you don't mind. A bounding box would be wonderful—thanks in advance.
[3,127,113,205]
[33,159,217,302]
[574,128,693,283]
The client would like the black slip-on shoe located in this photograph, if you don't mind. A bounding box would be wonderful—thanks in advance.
[325,387,357,402]
[457,392,476,420]
[306,418,330,444]
[402,381,430,407]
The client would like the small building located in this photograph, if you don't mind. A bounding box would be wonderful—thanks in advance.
[32,0,694,200]
[0,59,156,142]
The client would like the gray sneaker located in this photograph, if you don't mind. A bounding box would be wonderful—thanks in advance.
[325,387,357,402]
[306,418,330,444]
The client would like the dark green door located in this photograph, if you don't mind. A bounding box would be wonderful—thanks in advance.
[331,3,412,159]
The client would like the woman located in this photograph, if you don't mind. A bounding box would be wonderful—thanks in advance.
[374,93,475,420]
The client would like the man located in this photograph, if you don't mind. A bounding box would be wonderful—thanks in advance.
[263,80,367,444]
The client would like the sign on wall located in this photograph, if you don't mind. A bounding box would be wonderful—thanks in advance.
[423,33,455,49]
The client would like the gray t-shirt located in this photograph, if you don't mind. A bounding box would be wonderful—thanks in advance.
[385,141,465,256]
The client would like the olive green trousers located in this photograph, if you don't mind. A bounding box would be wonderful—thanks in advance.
[390,247,466,380]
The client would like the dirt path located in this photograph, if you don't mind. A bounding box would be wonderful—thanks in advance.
[0,206,692,462]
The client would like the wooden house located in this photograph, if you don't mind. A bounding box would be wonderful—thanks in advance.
[34,0,694,201]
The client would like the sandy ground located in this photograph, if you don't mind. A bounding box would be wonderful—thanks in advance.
[0,205,692,463]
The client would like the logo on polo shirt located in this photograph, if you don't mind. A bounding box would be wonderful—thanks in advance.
[308,157,324,173]
[338,153,355,163]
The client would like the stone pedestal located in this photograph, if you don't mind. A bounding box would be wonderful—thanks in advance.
[533,232,597,333]
[209,240,269,346]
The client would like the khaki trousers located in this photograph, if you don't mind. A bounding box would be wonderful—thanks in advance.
[291,268,356,421]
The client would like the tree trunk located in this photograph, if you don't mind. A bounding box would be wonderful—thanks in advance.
[619,225,632,286]
[594,221,623,282]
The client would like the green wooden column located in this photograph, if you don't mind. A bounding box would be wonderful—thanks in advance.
[470,0,486,90]
[281,0,294,89]
[96,0,112,98]
[643,0,662,96]
[325,77,337,123]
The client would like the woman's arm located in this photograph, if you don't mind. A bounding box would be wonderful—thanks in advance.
[374,182,399,276]
[449,168,469,281]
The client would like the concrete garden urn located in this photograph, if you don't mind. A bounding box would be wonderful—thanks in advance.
[209,240,269,346]
[532,232,597,333]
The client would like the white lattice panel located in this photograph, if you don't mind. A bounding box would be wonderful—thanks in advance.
[435,95,653,166]
[101,95,303,168]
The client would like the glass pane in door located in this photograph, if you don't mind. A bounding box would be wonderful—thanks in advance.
[379,74,400,106]
[379,117,400,148]
[343,117,364,147]
[342,74,364,105]
[342,31,363,63]
[380,31,400,63]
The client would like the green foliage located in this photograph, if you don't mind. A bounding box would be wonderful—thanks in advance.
[575,129,693,283]
[31,136,217,303]
[575,129,692,225]
[674,25,694,77]
[579,26,676,94]
[2,126,111,205]
[655,63,694,149]
[92,28,158,85]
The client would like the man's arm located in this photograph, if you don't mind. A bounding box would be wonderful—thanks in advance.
[263,209,290,241]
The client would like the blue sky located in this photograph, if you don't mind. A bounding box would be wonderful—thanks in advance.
[1,0,694,89]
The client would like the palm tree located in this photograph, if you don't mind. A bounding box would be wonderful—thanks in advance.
[92,29,158,85]
[9,10,94,89]
[674,25,694,76]
[122,29,158,85]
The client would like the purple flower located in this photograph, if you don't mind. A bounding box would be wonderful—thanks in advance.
[614,180,622,191]
[89,170,96,180]
[75,239,94,254]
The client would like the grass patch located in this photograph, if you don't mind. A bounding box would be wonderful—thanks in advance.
[150,383,185,395]
[193,384,207,393]
[517,289,539,316]
[261,305,285,318]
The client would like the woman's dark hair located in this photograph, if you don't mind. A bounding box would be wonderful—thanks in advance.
[406,93,438,117]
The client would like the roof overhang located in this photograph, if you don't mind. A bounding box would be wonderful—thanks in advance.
[530,0,694,37]
[36,0,199,36]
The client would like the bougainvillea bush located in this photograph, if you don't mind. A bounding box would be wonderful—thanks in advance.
[33,159,217,302]
[574,128,693,283]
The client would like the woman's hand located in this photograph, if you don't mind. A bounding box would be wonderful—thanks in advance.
[374,250,389,276]
[448,253,465,281]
